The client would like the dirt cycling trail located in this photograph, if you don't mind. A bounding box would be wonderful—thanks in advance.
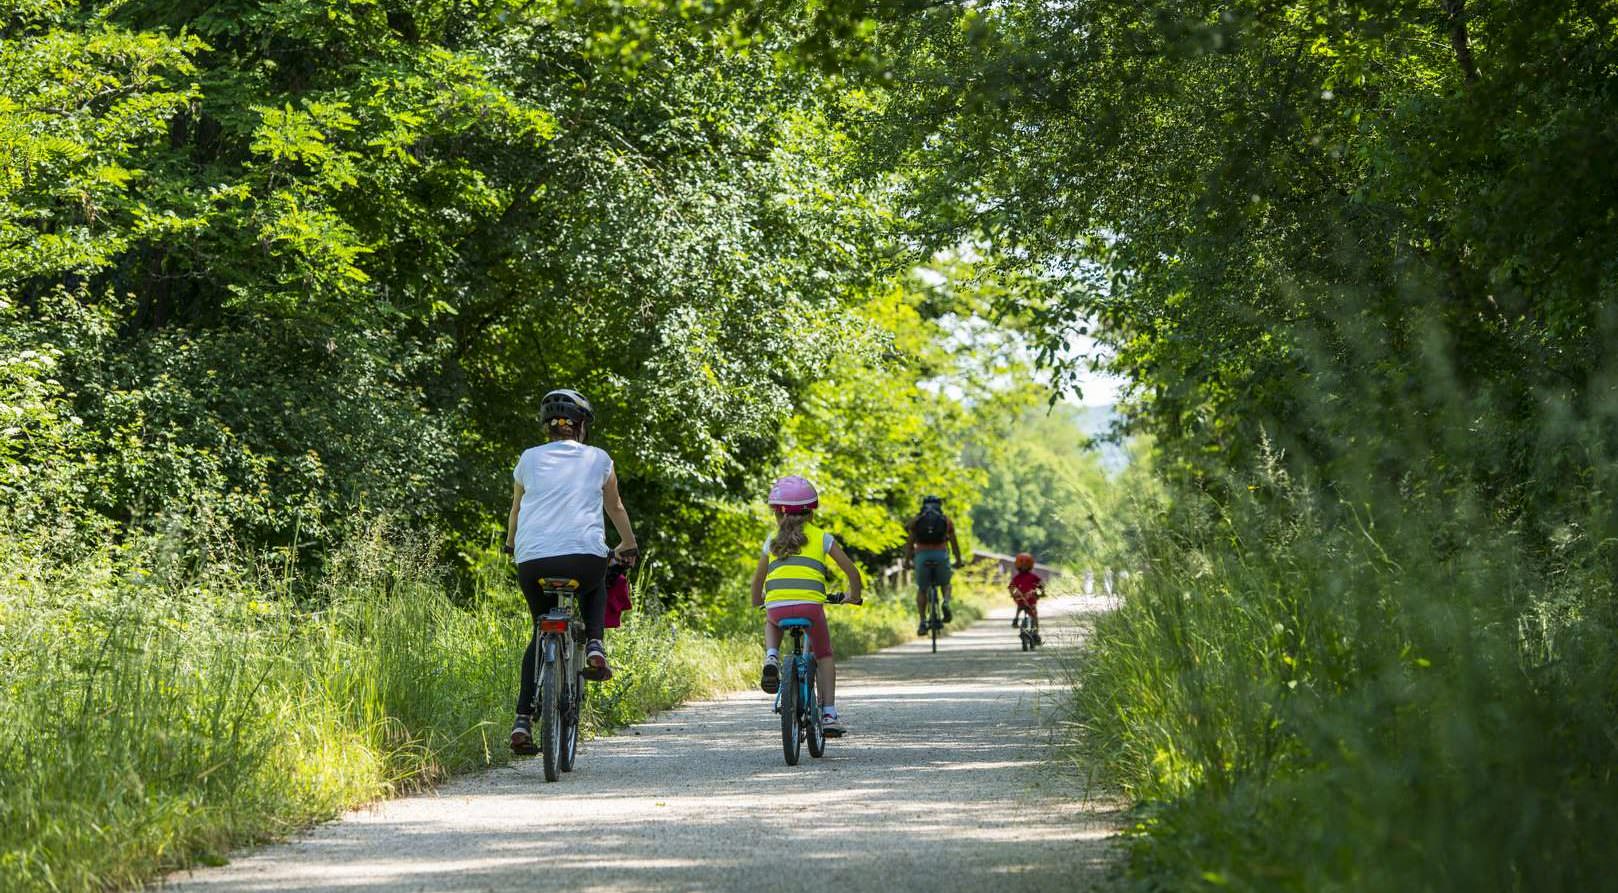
[162,596,1121,892]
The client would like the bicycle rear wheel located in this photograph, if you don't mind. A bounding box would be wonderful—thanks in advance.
[805,661,825,759]
[558,667,581,772]
[930,589,940,653]
[780,660,801,766]
[540,649,562,782]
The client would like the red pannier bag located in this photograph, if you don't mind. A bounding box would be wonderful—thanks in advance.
[604,563,633,629]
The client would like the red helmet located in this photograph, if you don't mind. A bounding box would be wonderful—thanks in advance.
[767,475,819,514]
[1014,552,1035,571]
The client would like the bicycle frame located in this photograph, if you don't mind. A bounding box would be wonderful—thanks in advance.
[1015,596,1042,650]
[772,607,837,765]
[773,628,818,722]
[533,580,586,781]
[921,558,946,653]
[534,585,579,681]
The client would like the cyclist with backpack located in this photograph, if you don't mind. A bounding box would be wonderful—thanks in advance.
[503,389,639,754]
[904,495,964,636]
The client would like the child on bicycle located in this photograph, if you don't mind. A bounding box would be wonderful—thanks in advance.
[1009,552,1044,643]
[750,475,863,737]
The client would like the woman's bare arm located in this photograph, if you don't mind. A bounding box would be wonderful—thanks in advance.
[602,469,637,556]
[505,481,523,554]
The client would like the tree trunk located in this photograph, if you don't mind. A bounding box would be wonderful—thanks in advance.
[1442,0,1481,84]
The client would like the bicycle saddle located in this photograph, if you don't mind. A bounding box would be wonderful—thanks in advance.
[777,618,814,629]
[541,577,579,590]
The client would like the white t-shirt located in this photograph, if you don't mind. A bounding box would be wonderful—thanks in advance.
[513,441,615,562]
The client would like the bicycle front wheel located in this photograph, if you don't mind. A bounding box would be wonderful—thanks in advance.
[540,650,562,782]
[780,660,801,766]
[805,661,825,759]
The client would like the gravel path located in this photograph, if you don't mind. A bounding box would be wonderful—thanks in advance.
[162,596,1122,892]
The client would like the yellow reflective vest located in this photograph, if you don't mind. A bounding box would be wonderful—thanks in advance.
[763,523,833,605]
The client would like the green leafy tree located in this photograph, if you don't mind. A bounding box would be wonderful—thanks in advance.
[2,0,1062,621]
[804,2,1618,887]
[969,405,1111,564]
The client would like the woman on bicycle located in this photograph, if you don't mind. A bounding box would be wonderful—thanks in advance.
[504,388,638,753]
[750,476,863,737]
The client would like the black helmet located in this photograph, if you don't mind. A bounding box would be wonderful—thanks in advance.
[922,494,943,508]
[541,389,595,425]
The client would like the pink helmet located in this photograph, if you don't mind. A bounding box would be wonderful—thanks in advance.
[767,475,819,513]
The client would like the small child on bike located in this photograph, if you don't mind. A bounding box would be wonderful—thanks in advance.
[750,476,863,737]
[1009,552,1044,642]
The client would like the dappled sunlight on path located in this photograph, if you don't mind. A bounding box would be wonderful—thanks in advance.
[161,596,1122,892]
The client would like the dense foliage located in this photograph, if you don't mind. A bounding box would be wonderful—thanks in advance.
[0,0,1010,593]
[0,3,1021,887]
[833,0,1618,521]
[820,0,1618,888]
[14,0,1615,888]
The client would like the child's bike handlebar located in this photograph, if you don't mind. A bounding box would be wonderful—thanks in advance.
[758,592,856,608]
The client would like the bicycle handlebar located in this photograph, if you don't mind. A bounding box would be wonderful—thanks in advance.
[757,592,855,608]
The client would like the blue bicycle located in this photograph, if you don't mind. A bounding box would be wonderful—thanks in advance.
[773,593,846,766]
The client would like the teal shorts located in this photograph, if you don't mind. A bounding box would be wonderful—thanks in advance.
[914,549,953,592]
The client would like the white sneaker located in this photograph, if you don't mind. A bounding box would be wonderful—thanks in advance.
[760,657,780,694]
[822,711,846,738]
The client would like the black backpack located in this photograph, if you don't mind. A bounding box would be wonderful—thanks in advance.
[913,506,949,541]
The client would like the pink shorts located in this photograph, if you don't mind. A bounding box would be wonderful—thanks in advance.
[766,603,833,659]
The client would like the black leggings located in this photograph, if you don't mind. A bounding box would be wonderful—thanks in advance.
[515,554,608,714]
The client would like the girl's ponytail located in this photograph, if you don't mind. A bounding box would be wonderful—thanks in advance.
[770,511,811,559]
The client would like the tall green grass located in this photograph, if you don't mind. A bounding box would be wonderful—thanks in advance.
[0,525,990,891]
[1071,466,1618,890]
[0,528,520,890]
